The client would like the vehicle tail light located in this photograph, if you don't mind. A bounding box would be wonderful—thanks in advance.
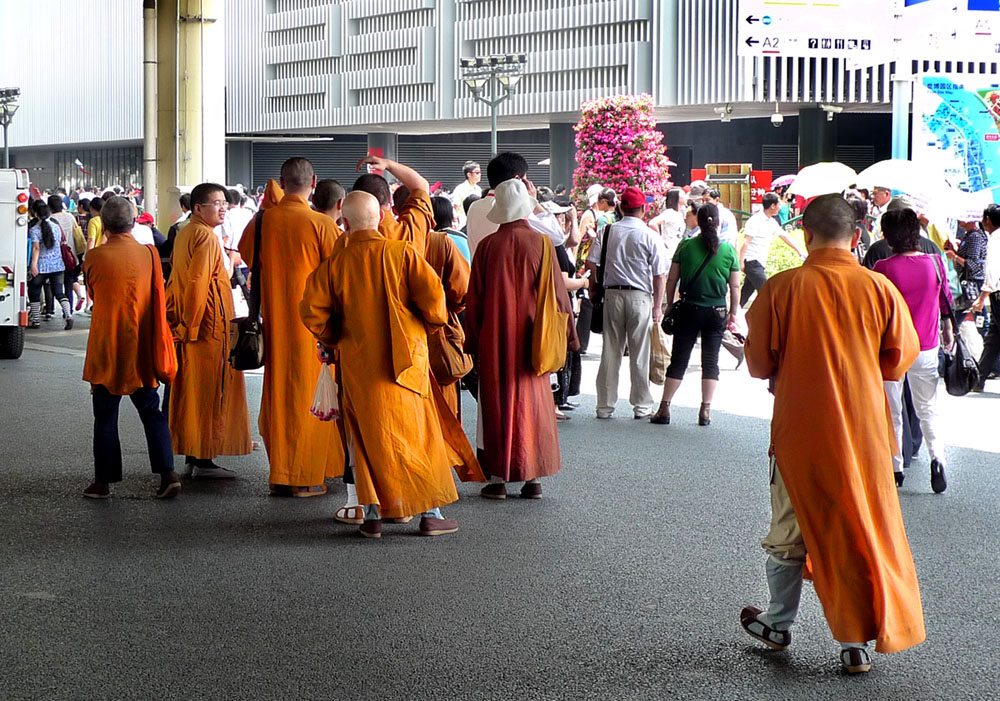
[17,192,28,203]
[17,204,27,214]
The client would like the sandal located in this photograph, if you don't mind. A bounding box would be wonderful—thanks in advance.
[335,505,364,524]
[840,647,872,674]
[290,484,327,498]
[740,606,791,650]
[555,410,570,421]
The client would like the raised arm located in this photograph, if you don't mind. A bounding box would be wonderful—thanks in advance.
[357,156,429,195]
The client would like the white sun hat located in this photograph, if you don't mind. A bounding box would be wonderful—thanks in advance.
[586,183,604,205]
[486,178,536,225]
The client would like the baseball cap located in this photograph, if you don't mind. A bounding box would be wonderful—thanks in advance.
[620,186,647,210]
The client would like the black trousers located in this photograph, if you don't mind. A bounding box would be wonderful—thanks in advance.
[93,385,173,483]
[740,260,767,307]
[576,297,593,352]
[900,377,923,469]
[977,294,1000,388]
[665,304,726,381]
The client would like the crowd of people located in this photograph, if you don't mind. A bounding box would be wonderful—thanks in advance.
[30,148,995,678]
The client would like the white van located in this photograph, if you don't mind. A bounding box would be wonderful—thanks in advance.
[0,169,30,358]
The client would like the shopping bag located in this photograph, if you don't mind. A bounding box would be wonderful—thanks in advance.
[649,324,670,385]
[531,235,568,375]
[310,364,341,421]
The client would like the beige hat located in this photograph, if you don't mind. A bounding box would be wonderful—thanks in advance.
[586,183,604,205]
[487,178,536,225]
[540,200,573,215]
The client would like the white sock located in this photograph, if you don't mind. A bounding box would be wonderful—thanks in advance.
[363,504,380,520]
[344,482,359,507]
[489,475,505,484]
[422,507,443,519]
[526,478,541,484]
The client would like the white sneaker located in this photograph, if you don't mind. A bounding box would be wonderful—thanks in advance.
[191,465,237,480]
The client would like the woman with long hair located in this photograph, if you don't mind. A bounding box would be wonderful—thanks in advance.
[873,208,954,492]
[28,203,73,329]
[650,203,740,426]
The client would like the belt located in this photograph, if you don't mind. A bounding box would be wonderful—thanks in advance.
[606,285,644,291]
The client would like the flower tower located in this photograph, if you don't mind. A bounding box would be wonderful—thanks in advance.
[572,94,672,213]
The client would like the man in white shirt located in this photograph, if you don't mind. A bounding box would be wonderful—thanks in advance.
[738,192,807,306]
[224,189,255,266]
[869,185,892,239]
[708,188,739,248]
[451,160,482,230]
[585,186,668,419]
[466,152,566,258]
[973,203,1000,391]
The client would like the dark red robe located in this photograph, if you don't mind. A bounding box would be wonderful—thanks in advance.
[464,220,579,481]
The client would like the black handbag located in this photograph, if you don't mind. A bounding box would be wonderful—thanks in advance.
[942,309,980,396]
[661,251,713,335]
[589,223,613,335]
[229,211,265,371]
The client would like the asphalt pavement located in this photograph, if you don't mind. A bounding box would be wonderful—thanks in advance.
[2,315,999,700]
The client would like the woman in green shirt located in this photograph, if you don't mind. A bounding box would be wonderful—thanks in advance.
[650,204,740,426]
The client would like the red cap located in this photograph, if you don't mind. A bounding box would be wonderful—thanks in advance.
[620,186,647,209]
[136,212,155,225]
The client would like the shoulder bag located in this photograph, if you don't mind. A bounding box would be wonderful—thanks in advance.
[931,253,980,395]
[60,229,78,270]
[531,234,569,375]
[146,245,178,384]
[229,211,265,370]
[429,310,474,385]
[589,223,613,335]
[661,248,713,335]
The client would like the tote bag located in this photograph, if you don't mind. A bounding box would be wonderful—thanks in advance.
[531,235,568,375]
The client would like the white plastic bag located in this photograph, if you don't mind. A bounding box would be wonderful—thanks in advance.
[310,364,340,421]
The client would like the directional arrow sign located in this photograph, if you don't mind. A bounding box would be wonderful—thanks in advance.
[737,0,893,60]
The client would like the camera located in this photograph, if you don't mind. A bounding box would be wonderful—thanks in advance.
[770,112,784,128]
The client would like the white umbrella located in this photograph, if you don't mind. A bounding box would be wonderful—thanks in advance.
[856,159,994,220]
[787,162,857,198]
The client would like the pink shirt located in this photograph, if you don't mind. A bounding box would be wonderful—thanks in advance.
[873,253,953,351]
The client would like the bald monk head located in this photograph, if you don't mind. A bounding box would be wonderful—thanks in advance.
[280,157,317,197]
[352,173,391,211]
[802,194,861,252]
[341,191,381,235]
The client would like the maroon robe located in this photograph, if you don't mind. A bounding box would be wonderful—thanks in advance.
[464,220,579,481]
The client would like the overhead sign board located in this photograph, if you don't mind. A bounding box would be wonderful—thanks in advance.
[737,0,894,60]
[898,0,1000,62]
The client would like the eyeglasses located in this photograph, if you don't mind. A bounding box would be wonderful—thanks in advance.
[197,200,228,209]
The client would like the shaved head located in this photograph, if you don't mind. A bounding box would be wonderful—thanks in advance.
[392,185,410,214]
[342,191,381,233]
[280,157,315,193]
[352,173,391,209]
[802,194,855,242]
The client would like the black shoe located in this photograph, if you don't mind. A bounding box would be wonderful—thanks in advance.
[894,471,904,488]
[64,317,74,330]
[649,401,670,425]
[698,403,711,426]
[930,459,947,494]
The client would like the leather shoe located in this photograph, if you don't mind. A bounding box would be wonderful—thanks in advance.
[359,519,382,539]
[520,482,542,499]
[480,482,507,500]
[419,516,458,536]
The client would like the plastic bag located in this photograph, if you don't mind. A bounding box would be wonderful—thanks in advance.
[310,364,340,421]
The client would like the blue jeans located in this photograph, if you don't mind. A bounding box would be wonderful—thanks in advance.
[92,385,174,483]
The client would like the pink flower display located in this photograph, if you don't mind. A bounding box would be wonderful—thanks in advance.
[572,94,672,216]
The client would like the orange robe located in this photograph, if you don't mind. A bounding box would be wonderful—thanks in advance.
[745,247,924,654]
[165,215,252,459]
[299,230,461,518]
[239,193,345,487]
[424,230,470,415]
[331,189,434,255]
[83,235,170,394]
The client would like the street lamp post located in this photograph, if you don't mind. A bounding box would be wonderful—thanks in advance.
[0,88,21,169]
[459,55,527,158]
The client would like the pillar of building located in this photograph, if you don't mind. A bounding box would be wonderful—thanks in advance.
[367,133,398,162]
[548,123,576,195]
[797,107,836,168]
[226,141,253,187]
[156,0,226,227]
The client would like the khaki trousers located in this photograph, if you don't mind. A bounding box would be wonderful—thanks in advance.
[761,456,807,563]
[596,288,654,416]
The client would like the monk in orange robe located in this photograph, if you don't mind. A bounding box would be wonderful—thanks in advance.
[82,196,180,499]
[741,194,923,675]
[238,162,346,497]
[348,155,435,253]
[300,191,463,539]
[166,182,252,479]
[464,179,578,501]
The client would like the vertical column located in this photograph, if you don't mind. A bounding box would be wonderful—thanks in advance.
[143,0,158,221]
[367,133,399,163]
[548,123,576,194]
[156,0,178,226]
[797,107,835,168]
